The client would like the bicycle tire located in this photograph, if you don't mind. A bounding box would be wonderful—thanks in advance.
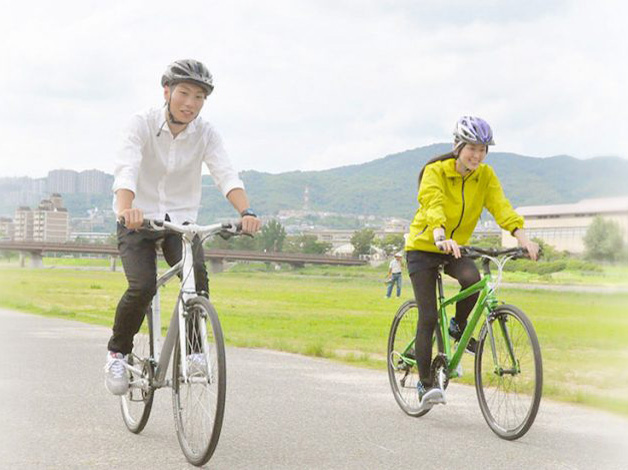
[120,309,155,434]
[172,297,226,467]
[474,304,543,440]
[387,300,443,417]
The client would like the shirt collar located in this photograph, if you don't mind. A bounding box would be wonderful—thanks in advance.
[158,107,199,139]
[443,158,461,177]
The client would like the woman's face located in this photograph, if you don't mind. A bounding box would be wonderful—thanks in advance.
[457,143,487,172]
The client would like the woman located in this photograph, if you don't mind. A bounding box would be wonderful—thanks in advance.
[404,116,539,410]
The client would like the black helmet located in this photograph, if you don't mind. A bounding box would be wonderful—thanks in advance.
[161,59,214,96]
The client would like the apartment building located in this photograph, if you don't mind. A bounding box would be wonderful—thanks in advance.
[13,195,70,242]
[0,217,14,240]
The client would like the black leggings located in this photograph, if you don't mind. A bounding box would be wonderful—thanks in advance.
[107,223,209,355]
[409,257,480,387]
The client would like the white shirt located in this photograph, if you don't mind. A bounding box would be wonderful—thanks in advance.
[389,258,402,274]
[112,107,244,224]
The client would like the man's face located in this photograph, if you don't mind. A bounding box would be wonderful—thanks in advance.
[164,81,207,124]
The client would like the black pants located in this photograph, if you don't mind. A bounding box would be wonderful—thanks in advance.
[107,223,209,355]
[407,250,480,388]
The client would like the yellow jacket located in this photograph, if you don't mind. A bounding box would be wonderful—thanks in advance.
[405,158,524,253]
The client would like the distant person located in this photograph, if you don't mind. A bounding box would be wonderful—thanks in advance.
[105,59,262,395]
[385,252,404,298]
[404,116,539,410]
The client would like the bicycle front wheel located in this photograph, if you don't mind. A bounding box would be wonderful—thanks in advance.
[172,297,226,467]
[475,305,542,440]
[120,310,155,434]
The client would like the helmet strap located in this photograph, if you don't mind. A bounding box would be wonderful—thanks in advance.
[166,100,187,126]
[453,141,465,156]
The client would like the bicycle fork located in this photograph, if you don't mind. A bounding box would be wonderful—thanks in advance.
[176,238,212,385]
[485,312,520,376]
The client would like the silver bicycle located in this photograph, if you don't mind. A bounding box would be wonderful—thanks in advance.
[119,218,244,466]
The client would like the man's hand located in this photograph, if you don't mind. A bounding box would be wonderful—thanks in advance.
[241,215,261,234]
[118,208,144,230]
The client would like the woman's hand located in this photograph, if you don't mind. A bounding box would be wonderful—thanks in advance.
[513,229,539,261]
[435,239,462,259]
[520,239,540,261]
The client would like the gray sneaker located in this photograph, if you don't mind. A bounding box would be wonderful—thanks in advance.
[187,353,208,377]
[417,382,446,412]
[105,351,129,395]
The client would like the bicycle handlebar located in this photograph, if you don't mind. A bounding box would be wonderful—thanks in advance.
[459,246,534,259]
[118,217,249,241]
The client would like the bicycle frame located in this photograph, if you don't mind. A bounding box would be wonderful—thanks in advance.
[126,231,205,390]
[437,271,496,377]
[398,249,524,380]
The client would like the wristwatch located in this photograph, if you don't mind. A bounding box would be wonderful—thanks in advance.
[240,208,257,218]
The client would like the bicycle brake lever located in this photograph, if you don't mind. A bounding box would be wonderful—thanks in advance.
[233,222,254,238]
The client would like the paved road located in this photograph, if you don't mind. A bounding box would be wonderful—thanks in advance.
[1,308,627,470]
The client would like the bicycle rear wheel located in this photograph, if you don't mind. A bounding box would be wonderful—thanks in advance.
[120,310,155,434]
[475,305,542,440]
[172,297,226,467]
[387,300,443,417]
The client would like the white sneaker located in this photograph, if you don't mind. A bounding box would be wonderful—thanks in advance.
[104,351,129,395]
[186,353,208,377]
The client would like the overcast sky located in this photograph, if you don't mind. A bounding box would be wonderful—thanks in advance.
[1,0,626,178]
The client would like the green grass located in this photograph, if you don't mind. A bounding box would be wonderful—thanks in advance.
[0,263,627,417]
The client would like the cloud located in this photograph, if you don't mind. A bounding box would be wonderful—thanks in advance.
[0,0,626,178]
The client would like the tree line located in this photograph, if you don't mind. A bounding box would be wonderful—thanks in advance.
[204,220,406,257]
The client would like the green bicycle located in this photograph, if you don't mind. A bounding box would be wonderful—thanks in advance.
[387,246,543,440]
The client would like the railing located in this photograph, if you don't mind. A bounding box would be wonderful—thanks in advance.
[0,241,366,266]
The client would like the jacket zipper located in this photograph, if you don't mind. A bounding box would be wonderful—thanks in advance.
[417,224,428,236]
[449,175,468,239]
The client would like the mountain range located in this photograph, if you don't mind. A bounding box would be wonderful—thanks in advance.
[199,143,628,220]
[2,143,627,221]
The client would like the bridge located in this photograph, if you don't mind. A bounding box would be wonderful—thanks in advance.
[0,240,366,271]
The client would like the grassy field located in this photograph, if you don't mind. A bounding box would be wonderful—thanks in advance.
[0,261,627,417]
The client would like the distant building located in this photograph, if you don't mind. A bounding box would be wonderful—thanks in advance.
[78,170,114,194]
[14,207,33,241]
[473,220,502,239]
[383,218,411,233]
[47,169,78,194]
[45,169,114,195]
[305,228,406,250]
[14,195,70,242]
[502,196,628,253]
[0,217,14,240]
[70,232,112,243]
[305,229,355,249]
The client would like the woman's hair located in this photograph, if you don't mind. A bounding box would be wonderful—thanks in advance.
[417,151,456,189]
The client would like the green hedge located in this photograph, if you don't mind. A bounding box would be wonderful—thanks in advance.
[503,258,603,275]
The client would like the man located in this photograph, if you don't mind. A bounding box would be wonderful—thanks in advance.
[105,59,261,395]
[385,252,403,298]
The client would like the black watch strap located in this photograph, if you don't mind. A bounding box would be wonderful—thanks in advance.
[240,208,257,218]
